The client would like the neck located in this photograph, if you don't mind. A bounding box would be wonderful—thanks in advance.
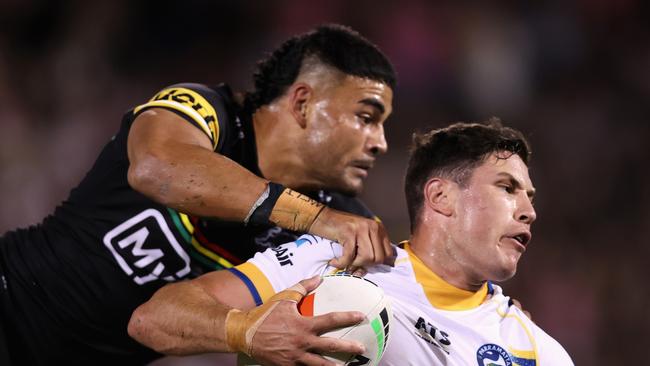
[409,226,485,292]
[402,242,489,310]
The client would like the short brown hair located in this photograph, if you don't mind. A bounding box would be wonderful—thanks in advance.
[404,118,531,232]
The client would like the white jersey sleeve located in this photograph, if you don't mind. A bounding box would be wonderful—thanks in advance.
[534,325,574,365]
[227,234,342,305]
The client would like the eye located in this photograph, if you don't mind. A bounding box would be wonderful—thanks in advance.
[357,113,373,124]
[499,184,515,194]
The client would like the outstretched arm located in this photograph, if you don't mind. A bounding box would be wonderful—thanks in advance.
[128,271,366,365]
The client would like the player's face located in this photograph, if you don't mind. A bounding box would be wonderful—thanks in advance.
[448,153,536,284]
[302,75,393,195]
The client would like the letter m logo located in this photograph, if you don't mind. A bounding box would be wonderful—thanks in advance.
[103,209,190,285]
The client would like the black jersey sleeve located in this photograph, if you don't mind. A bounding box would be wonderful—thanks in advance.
[133,83,227,151]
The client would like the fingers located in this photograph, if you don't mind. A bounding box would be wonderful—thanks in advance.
[371,221,395,266]
[351,220,392,268]
[329,237,356,269]
[268,277,321,305]
[310,311,365,335]
[295,352,340,366]
[368,224,385,265]
[269,289,305,304]
[298,275,323,294]
[311,208,394,269]
[351,229,374,268]
[248,303,364,366]
[307,336,365,356]
[381,228,396,266]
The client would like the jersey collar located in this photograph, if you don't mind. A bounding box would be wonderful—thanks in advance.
[403,241,490,311]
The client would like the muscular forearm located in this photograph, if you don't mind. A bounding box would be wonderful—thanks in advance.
[129,143,266,220]
[130,273,366,364]
[127,109,267,221]
[128,281,232,355]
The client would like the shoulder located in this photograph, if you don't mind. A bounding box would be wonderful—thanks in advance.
[133,83,239,150]
[491,285,574,365]
[529,320,574,364]
[137,83,225,111]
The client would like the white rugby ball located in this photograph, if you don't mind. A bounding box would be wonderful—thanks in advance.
[298,274,391,366]
[238,274,392,366]
[237,273,393,366]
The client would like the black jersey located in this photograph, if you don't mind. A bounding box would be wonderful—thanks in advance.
[0,83,375,365]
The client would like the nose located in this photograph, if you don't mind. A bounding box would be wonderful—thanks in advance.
[516,195,537,225]
[368,124,388,156]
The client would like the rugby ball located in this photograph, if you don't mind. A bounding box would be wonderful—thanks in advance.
[238,273,392,366]
[297,274,391,366]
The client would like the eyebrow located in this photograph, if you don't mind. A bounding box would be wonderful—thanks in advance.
[496,172,536,199]
[358,98,386,115]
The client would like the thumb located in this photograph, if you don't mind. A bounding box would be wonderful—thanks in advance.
[298,275,323,293]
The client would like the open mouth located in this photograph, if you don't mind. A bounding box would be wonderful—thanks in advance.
[509,232,531,247]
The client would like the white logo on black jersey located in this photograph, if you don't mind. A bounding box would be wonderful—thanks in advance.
[103,209,190,285]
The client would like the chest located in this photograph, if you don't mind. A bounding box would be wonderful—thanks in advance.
[367,274,538,366]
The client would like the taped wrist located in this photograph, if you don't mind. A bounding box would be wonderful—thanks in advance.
[247,183,325,232]
[224,283,308,356]
[246,182,284,226]
[269,188,325,232]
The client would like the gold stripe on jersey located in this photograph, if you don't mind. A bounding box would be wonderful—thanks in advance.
[233,262,276,302]
[134,87,220,149]
[496,303,539,363]
[136,100,212,137]
[403,242,488,310]
[510,349,536,360]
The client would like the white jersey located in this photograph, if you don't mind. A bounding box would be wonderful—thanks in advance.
[229,235,574,366]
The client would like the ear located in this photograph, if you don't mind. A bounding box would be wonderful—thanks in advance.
[288,83,312,128]
[423,178,456,217]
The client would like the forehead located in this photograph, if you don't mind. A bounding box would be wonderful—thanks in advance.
[332,75,394,114]
[470,153,534,189]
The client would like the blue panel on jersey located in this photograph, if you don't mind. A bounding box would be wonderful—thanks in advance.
[295,238,310,247]
[511,355,536,366]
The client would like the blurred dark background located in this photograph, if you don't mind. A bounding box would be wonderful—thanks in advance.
[1,0,648,364]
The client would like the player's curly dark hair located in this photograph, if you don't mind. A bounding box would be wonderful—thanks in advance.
[404,118,531,232]
[244,24,396,113]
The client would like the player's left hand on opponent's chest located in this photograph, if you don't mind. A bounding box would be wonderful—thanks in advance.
[308,207,396,269]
